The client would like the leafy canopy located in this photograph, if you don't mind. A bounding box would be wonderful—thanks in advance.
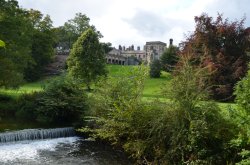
[0,40,5,48]
[67,28,107,90]
[181,13,250,101]
[160,45,179,72]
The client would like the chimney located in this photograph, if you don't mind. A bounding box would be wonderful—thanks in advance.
[137,46,140,51]
[169,38,173,46]
[119,45,122,50]
[131,45,134,51]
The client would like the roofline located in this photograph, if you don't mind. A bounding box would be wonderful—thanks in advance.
[146,41,167,45]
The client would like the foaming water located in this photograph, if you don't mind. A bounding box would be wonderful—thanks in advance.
[0,136,131,165]
[0,137,78,164]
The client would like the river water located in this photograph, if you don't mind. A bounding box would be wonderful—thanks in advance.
[0,136,131,165]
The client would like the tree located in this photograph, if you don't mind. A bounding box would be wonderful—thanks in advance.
[25,10,55,81]
[149,59,161,78]
[0,0,33,87]
[67,28,107,90]
[160,45,179,72]
[181,13,250,101]
[56,13,100,49]
[101,42,113,54]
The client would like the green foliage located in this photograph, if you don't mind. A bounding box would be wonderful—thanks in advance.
[181,13,250,101]
[234,64,250,114]
[36,77,87,124]
[0,40,5,48]
[149,59,161,78]
[165,55,210,110]
[67,28,107,90]
[55,12,98,49]
[160,45,179,72]
[0,94,17,118]
[83,56,236,164]
[0,56,24,88]
[24,10,55,81]
[0,0,33,87]
[232,64,250,164]
[80,65,149,156]
[101,42,113,54]
[16,92,41,121]
[156,55,237,164]
[16,76,87,125]
[0,1,56,84]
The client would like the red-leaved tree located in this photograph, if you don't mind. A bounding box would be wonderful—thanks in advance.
[180,13,250,101]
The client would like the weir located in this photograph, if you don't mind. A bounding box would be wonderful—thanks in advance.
[0,127,75,143]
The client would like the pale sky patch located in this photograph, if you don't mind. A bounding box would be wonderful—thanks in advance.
[17,0,250,48]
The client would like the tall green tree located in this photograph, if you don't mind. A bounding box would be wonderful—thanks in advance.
[160,45,179,72]
[25,9,55,81]
[56,13,98,49]
[67,28,107,90]
[0,0,33,87]
[181,13,250,101]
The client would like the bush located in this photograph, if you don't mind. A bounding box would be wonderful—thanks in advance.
[0,94,17,118]
[232,64,250,164]
[16,92,41,121]
[149,59,161,78]
[17,76,87,125]
[152,55,237,164]
[82,56,237,164]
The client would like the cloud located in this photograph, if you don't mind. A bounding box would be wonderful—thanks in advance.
[124,10,169,37]
[18,0,116,26]
[204,0,250,26]
[16,0,250,48]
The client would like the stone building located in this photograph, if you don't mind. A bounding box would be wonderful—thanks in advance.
[106,44,146,65]
[145,41,167,64]
[106,48,126,65]
[106,41,168,65]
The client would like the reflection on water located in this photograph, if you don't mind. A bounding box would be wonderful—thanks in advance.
[0,137,131,165]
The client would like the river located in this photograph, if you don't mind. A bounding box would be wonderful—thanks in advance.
[0,128,131,165]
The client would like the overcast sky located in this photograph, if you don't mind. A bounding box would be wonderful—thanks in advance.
[17,0,250,48]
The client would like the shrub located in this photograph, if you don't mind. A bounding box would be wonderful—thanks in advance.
[0,96,17,118]
[82,56,236,164]
[232,64,250,164]
[149,59,161,78]
[17,76,87,125]
[36,76,87,124]
[153,55,237,164]
[16,92,41,121]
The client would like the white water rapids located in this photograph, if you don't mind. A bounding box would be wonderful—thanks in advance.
[0,137,79,164]
[0,128,131,165]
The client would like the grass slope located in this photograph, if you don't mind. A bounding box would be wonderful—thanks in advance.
[0,64,236,110]
[0,79,46,99]
[107,65,171,98]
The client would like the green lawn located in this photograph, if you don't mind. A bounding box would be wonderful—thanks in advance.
[0,65,237,110]
[107,64,172,98]
[144,72,171,99]
[0,80,45,99]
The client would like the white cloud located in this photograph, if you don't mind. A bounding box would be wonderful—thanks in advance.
[17,0,250,48]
